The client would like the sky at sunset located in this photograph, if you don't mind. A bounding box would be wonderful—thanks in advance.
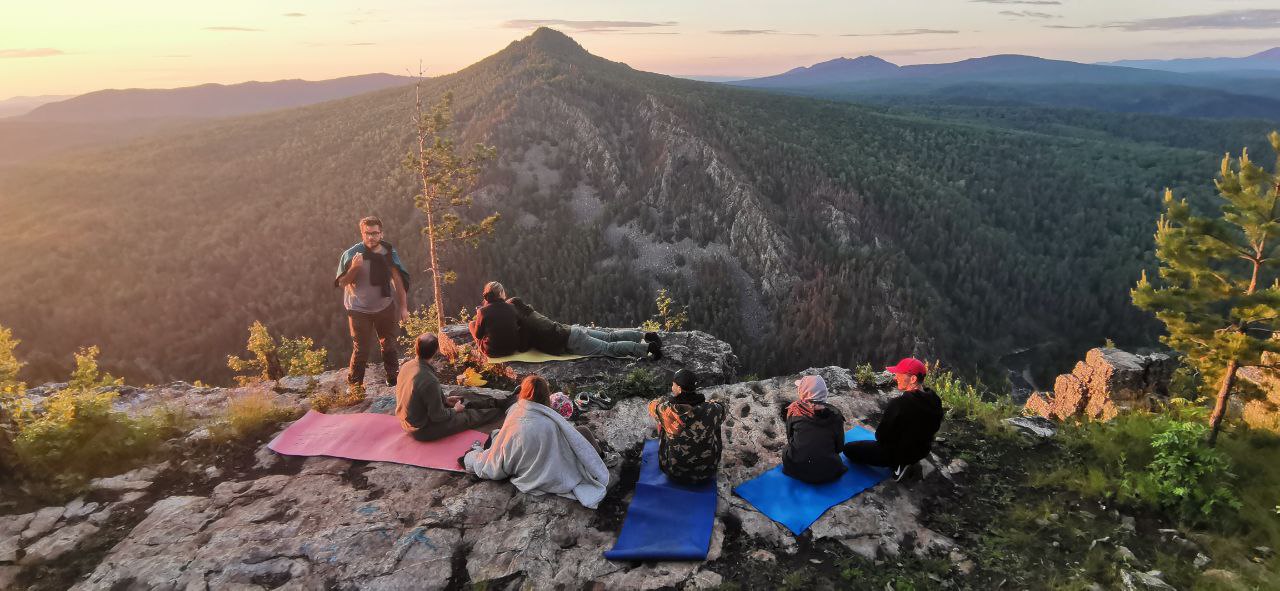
[4,1,1280,97]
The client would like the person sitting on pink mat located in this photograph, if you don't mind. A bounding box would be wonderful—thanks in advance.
[395,333,513,442]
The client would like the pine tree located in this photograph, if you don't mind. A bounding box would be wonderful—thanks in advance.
[406,80,497,354]
[1132,131,1280,445]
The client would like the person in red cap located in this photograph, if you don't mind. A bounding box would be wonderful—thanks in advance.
[843,357,944,481]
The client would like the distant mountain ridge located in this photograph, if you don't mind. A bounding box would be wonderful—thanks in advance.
[1102,47,1280,73]
[735,53,1191,88]
[20,73,414,122]
[0,94,74,118]
[731,51,1280,121]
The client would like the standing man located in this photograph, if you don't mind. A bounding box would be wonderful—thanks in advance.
[842,357,944,481]
[335,216,410,393]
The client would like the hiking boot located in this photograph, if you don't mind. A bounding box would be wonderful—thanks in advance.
[385,376,397,387]
[646,338,663,361]
[644,332,660,344]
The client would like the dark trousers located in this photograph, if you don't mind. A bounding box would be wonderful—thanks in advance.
[411,396,505,442]
[842,440,897,468]
[347,304,399,385]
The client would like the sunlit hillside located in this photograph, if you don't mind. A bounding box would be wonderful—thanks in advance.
[1,28,1277,385]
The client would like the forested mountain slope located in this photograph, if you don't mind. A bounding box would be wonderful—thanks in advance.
[0,28,1269,384]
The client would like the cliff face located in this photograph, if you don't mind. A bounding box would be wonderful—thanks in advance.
[0,331,967,590]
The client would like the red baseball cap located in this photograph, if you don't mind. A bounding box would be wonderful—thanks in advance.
[886,357,927,377]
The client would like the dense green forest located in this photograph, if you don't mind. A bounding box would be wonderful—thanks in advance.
[1,28,1277,385]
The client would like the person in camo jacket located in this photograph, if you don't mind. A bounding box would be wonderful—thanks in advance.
[646,369,726,485]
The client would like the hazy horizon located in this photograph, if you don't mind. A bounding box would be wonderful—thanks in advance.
[4,1,1280,97]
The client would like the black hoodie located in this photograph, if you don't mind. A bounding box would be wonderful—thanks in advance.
[782,405,848,484]
[468,296,521,357]
[876,386,944,466]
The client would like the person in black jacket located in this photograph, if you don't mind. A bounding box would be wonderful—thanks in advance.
[468,282,522,358]
[843,357,943,480]
[782,375,848,484]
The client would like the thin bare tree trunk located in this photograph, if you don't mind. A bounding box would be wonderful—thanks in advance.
[414,80,455,359]
[1207,358,1238,446]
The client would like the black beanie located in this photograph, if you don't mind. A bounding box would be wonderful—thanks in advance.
[673,368,698,391]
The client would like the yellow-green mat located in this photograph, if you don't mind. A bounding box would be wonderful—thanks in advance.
[486,350,589,363]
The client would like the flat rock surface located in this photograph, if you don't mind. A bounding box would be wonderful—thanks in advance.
[59,366,954,590]
[5,331,960,590]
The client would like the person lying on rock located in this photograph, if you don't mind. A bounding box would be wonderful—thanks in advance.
[842,358,943,481]
[647,369,726,485]
[508,296,663,360]
[782,375,848,484]
[395,333,514,442]
[461,375,610,508]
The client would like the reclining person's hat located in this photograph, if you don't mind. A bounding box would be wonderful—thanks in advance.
[885,357,927,377]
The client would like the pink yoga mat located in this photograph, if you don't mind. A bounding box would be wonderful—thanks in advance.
[268,410,486,472]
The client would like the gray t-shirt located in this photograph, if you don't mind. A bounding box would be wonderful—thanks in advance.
[343,254,393,314]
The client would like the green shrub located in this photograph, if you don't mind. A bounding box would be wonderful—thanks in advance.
[227,321,327,385]
[309,383,367,413]
[854,362,880,389]
[5,347,177,498]
[1135,420,1240,523]
[641,288,688,332]
[448,343,516,388]
[397,304,441,351]
[779,569,815,591]
[926,369,1017,435]
[212,391,300,442]
[1045,406,1242,525]
[600,368,666,401]
[0,325,20,387]
[0,326,25,471]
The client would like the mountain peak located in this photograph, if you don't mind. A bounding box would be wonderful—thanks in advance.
[779,55,899,76]
[813,55,898,70]
[519,27,591,58]
[1248,47,1280,61]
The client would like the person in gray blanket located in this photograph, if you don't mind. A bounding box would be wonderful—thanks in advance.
[461,375,610,508]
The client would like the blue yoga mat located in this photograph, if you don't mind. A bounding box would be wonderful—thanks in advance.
[603,439,718,561]
[732,426,890,535]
